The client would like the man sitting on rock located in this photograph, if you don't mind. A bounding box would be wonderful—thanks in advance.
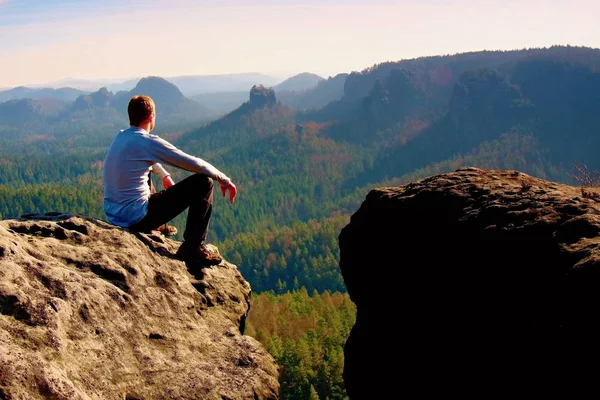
[102,95,237,266]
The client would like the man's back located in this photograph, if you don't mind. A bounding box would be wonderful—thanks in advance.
[103,127,153,227]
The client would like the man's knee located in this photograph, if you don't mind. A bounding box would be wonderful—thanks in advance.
[190,174,214,189]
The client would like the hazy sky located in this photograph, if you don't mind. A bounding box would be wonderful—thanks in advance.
[0,0,598,88]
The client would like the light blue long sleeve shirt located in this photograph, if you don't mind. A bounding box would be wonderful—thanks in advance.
[102,126,232,227]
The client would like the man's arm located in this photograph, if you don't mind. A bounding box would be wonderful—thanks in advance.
[154,160,235,201]
[151,163,175,189]
[146,135,233,187]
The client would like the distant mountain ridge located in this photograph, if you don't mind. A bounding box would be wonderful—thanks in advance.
[189,72,349,115]
[273,73,324,92]
[1,72,347,119]
[111,76,212,119]
[0,86,89,103]
[277,73,348,111]
[0,76,215,138]
[16,72,284,96]
[167,73,281,96]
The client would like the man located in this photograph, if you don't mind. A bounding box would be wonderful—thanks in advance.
[102,95,237,266]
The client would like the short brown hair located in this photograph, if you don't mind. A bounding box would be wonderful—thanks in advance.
[127,95,155,126]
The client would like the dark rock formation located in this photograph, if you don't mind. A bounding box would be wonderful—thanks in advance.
[249,85,276,108]
[0,213,279,399]
[339,167,600,399]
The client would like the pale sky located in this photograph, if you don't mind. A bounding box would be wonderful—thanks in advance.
[0,0,598,88]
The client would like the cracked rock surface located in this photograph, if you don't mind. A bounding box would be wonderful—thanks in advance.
[0,212,279,400]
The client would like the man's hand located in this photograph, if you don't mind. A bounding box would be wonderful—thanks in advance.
[220,182,237,204]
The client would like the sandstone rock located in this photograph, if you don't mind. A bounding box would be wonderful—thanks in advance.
[249,85,276,108]
[0,213,279,400]
[339,167,600,398]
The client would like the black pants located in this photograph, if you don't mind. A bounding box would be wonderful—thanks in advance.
[130,174,214,247]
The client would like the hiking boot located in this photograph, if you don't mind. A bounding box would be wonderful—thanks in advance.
[175,242,222,266]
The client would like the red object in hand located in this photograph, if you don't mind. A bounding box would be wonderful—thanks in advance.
[163,176,175,189]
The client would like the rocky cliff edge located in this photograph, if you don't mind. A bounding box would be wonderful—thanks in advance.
[340,167,600,398]
[0,213,279,400]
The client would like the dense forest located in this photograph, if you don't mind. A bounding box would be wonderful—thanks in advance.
[2,45,600,398]
[246,289,355,400]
